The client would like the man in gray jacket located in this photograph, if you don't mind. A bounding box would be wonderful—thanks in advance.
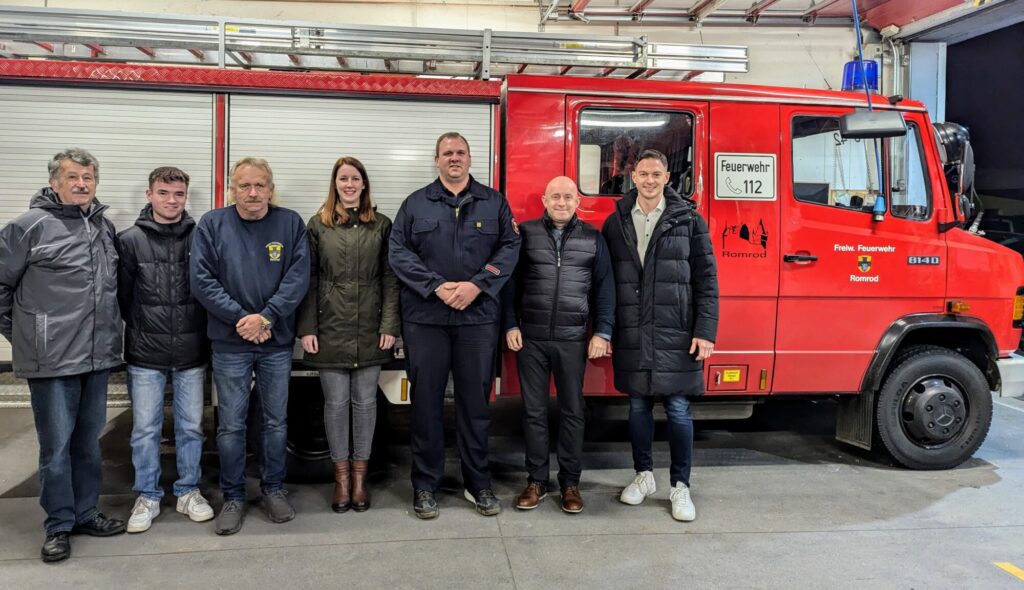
[0,149,126,563]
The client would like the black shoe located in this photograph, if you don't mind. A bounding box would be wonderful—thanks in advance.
[70,513,126,537]
[215,500,246,536]
[413,489,438,520]
[464,488,501,516]
[41,532,70,563]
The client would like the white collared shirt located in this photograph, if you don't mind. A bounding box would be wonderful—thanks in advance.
[631,196,665,266]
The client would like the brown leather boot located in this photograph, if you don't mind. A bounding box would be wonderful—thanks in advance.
[332,461,351,513]
[351,459,370,511]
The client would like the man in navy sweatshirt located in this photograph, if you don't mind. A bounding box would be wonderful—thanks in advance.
[190,157,310,535]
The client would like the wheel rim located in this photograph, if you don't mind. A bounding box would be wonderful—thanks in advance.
[899,375,969,447]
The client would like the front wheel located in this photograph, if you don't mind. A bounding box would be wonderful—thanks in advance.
[875,346,992,470]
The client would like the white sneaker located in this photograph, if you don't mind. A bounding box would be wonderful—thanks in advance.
[176,490,215,522]
[619,471,656,505]
[669,482,696,522]
[127,496,160,533]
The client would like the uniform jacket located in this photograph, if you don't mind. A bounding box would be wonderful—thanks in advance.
[297,208,401,369]
[0,188,123,379]
[502,213,615,342]
[389,176,520,325]
[117,204,208,370]
[601,187,719,397]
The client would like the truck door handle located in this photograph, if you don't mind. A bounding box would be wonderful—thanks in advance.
[783,253,818,263]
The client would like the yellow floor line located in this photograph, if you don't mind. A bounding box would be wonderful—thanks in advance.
[995,562,1024,582]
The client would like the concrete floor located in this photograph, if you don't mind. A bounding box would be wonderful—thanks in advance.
[2,395,1024,589]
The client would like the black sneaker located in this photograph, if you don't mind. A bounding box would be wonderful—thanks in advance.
[70,513,126,537]
[413,489,438,520]
[41,532,70,563]
[464,488,501,516]
[215,499,246,536]
[262,490,295,524]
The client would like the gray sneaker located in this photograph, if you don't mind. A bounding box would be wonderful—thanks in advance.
[215,500,246,536]
[262,490,295,523]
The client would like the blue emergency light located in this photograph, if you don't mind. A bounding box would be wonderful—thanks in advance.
[842,59,879,92]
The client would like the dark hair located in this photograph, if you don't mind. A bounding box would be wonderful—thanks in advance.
[320,156,376,227]
[148,166,190,189]
[636,149,669,169]
[435,132,471,157]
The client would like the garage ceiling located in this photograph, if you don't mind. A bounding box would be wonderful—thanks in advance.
[548,0,1019,32]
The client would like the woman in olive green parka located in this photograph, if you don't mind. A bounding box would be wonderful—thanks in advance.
[297,156,400,513]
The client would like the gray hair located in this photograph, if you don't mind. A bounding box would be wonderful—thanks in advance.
[48,148,100,182]
[227,156,279,205]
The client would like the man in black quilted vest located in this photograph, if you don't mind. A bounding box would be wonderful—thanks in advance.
[601,149,719,522]
[503,176,614,514]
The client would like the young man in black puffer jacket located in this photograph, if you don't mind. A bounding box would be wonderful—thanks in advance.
[117,167,212,534]
[601,149,719,523]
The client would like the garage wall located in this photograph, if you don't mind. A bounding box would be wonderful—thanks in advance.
[0,85,215,365]
[228,95,493,224]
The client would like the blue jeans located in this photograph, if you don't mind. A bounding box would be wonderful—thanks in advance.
[28,370,110,535]
[629,394,694,487]
[212,350,291,500]
[127,365,206,500]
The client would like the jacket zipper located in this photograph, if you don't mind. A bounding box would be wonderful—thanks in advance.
[354,221,360,367]
[547,224,572,339]
[452,193,472,322]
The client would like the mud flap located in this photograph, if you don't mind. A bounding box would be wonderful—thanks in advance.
[835,391,874,451]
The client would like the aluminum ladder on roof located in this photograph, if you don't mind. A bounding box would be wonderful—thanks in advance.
[0,5,747,80]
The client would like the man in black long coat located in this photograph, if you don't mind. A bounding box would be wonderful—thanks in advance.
[601,149,719,522]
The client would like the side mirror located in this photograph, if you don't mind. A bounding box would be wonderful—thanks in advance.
[840,109,907,139]
[958,193,974,221]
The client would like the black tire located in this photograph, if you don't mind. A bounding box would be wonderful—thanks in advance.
[285,376,334,483]
[875,345,992,470]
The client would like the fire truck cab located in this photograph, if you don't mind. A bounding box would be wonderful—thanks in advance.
[499,74,1024,470]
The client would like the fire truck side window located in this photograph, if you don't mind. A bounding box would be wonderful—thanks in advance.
[889,123,932,221]
[578,109,694,197]
[791,115,882,213]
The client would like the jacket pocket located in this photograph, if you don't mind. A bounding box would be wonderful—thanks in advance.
[412,219,439,233]
[11,308,39,372]
[35,313,48,358]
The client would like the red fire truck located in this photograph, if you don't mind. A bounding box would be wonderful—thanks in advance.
[1,53,1021,472]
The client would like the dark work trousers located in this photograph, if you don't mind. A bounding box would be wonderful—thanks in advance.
[405,321,499,495]
[517,338,587,490]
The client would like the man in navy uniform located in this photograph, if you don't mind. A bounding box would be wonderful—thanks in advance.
[390,132,520,519]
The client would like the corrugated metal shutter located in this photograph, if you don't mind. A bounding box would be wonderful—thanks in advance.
[228,95,493,223]
[0,85,215,373]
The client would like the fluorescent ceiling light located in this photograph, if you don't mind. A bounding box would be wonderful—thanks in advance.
[581,118,667,128]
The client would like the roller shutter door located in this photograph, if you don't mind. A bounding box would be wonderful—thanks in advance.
[227,95,493,224]
[0,85,215,400]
